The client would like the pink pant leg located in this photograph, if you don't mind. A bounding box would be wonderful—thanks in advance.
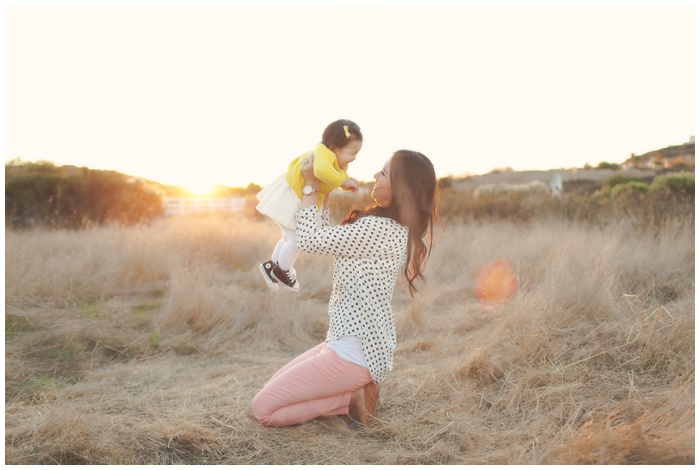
[265,343,325,385]
[252,343,373,427]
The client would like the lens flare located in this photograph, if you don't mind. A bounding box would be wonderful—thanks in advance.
[475,258,518,305]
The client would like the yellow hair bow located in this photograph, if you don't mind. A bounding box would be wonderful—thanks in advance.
[343,125,350,139]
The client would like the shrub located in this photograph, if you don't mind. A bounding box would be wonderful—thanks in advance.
[610,181,650,200]
[597,161,621,170]
[650,172,694,197]
[601,174,647,194]
[6,162,164,228]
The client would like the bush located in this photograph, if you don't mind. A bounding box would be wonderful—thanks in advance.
[6,162,164,228]
[610,181,650,200]
[650,172,694,197]
[601,174,647,194]
[597,161,621,170]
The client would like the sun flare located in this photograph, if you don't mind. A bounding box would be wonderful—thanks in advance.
[475,258,518,306]
[182,181,217,196]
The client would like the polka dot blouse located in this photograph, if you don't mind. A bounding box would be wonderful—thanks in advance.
[296,205,408,383]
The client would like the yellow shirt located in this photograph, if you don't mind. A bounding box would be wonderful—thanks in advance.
[286,142,351,207]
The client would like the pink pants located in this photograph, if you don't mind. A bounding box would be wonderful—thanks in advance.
[252,342,373,427]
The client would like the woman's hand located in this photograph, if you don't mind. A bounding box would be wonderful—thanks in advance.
[301,153,320,187]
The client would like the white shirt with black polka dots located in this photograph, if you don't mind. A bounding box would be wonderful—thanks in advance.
[296,205,408,383]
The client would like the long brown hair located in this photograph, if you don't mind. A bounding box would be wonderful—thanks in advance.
[342,150,441,297]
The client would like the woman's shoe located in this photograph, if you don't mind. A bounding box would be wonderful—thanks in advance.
[363,382,379,424]
[349,382,380,427]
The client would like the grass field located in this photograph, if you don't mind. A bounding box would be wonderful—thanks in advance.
[4,196,695,464]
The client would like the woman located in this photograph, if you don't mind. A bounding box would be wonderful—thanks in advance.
[252,149,440,427]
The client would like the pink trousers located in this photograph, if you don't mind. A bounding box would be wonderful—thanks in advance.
[252,342,373,427]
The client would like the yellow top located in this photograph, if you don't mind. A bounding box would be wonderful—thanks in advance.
[286,142,351,207]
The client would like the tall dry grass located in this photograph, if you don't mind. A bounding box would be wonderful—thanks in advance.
[4,210,694,464]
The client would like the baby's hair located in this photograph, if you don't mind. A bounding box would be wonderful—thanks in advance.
[322,119,363,150]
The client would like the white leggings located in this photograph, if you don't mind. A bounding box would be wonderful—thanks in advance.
[271,225,299,271]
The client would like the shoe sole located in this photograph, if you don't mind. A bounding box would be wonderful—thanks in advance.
[259,263,279,293]
[270,270,300,293]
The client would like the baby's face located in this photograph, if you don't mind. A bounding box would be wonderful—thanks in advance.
[333,139,362,170]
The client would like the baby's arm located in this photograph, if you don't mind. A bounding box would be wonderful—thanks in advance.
[341,178,359,192]
[313,150,346,188]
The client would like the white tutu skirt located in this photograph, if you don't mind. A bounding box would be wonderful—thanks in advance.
[256,173,301,231]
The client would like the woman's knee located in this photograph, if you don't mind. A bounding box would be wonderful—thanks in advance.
[251,392,272,426]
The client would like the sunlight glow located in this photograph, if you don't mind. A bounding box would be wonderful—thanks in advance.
[181,180,218,196]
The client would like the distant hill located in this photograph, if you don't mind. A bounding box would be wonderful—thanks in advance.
[621,140,695,171]
[451,140,694,193]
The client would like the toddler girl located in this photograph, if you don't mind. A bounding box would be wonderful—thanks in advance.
[256,119,362,292]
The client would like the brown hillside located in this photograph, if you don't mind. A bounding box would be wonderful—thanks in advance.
[451,140,694,193]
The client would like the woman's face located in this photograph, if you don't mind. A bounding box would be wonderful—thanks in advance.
[372,157,393,207]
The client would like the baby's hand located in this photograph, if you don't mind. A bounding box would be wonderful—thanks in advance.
[342,178,359,192]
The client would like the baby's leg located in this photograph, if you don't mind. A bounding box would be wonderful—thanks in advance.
[277,226,299,271]
[270,233,287,265]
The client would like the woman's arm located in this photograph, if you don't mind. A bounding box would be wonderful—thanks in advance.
[300,154,322,210]
[322,191,330,212]
[297,212,403,258]
[298,154,406,258]
[300,154,330,227]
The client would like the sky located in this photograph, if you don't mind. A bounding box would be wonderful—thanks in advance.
[3,2,696,192]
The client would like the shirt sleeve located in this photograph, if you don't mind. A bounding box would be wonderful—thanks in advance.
[320,207,331,228]
[296,206,402,259]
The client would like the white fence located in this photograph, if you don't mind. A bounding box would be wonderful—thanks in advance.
[162,197,246,215]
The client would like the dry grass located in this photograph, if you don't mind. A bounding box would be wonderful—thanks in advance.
[4,211,694,464]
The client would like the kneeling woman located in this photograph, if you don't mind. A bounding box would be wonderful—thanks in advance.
[252,150,440,427]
